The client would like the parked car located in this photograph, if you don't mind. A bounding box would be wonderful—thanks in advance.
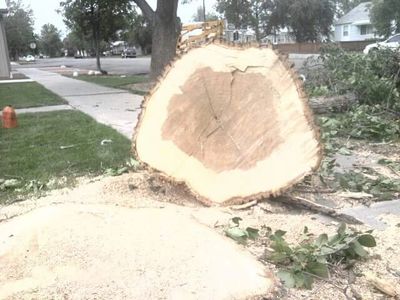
[25,55,35,62]
[121,48,136,58]
[74,53,83,59]
[363,34,400,54]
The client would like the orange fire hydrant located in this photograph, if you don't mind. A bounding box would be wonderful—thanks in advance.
[2,106,18,128]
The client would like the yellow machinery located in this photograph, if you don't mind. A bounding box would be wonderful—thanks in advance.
[177,20,224,53]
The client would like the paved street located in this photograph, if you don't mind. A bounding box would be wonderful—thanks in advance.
[14,56,151,75]
[12,53,314,76]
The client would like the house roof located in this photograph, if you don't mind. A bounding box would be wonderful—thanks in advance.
[336,2,372,25]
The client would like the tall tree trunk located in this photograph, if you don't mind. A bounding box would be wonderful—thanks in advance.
[94,30,101,71]
[91,4,106,75]
[133,0,179,79]
[150,0,179,79]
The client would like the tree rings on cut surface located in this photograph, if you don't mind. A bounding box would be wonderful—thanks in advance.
[133,43,322,206]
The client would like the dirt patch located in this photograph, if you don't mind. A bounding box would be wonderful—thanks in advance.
[124,81,155,94]
[9,73,29,80]
[39,67,91,76]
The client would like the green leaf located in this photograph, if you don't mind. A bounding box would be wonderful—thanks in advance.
[225,227,248,244]
[270,239,292,254]
[302,274,314,289]
[337,223,346,235]
[245,227,259,240]
[328,233,341,245]
[357,234,376,247]
[116,167,128,175]
[277,270,295,288]
[350,241,368,257]
[338,147,351,155]
[231,217,242,226]
[315,234,328,247]
[306,262,329,278]
[267,251,289,263]
[127,158,140,170]
[293,272,314,289]
[275,230,287,238]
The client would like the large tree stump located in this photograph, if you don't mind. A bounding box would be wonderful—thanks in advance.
[133,43,322,206]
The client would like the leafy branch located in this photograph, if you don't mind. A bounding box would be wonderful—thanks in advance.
[264,223,376,289]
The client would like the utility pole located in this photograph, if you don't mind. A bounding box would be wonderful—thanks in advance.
[0,0,10,79]
[202,0,206,21]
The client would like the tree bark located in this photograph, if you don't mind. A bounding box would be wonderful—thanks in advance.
[133,0,179,79]
[150,0,179,79]
[309,93,357,114]
[90,4,106,74]
[133,0,155,24]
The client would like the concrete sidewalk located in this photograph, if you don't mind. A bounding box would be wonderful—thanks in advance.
[18,68,143,138]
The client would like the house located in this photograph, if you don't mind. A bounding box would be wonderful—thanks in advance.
[111,41,127,55]
[335,2,378,42]
[263,27,296,45]
[0,0,10,78]
[224,22,257,43]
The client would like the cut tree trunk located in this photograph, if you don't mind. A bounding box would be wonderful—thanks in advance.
[309,93,357,114]
[133,43,322,206]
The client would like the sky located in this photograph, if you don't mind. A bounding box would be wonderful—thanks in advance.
[22,0,217,38]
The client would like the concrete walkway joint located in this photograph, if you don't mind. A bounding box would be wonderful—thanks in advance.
[18,68,143,138]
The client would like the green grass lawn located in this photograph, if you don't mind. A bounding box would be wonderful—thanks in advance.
[0,110,132,203]
[0,82,66,109]
[73,74,147,88]
[69,74,149,95]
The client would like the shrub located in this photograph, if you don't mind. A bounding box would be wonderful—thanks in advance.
[303,44,400,110]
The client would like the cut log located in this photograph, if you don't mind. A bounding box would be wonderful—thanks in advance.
[133,43,322,206]
[309,93,357,114]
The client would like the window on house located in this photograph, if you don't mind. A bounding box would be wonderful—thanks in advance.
[343,25,349,37]
[360,25,373,35]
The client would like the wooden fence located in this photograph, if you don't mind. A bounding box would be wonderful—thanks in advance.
[273,40,379,54]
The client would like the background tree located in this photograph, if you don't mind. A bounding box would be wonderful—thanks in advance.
[4,0,35,60]
[192,5,219,22]
[39,24,63,57]
[122,8,153,55]
[248,0,268,41]
[60,0,132,73]
[288,0,335,42]
[63,30,90,57]
[370,0,400,37]
[266,0,335,42]
[132,0,180,79]
[215,0,252,29]
[216,0,270,41]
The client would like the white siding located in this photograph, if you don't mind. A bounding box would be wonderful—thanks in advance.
[335,23,376,41]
